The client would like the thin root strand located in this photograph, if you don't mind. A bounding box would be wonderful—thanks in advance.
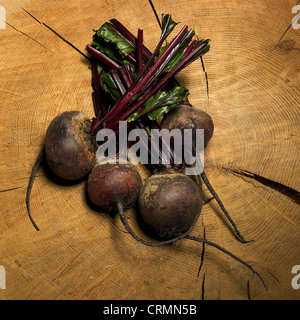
[185,235,267,290]
[117,202,267,290]
[199,172,253,243]
[26,148,45,231]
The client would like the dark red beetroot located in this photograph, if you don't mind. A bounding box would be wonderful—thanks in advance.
[161,105,248,243]
[160,104,214,146]
[45,111,96,180]
[138,169,203,238]
[87,162,143,211]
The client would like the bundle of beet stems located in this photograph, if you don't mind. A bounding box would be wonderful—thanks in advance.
[26,14,267,289]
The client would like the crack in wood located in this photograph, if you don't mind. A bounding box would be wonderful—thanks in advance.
[15,174,45,181]
[197,225,206,279]
[50,250,84,284]
[226,168,300,204]
[247,280,251,300]
[147,0,161,28]
[267,269,281,284]
[5,21,50,51]
[201,271,206,300]
[21,7,90,60]
[200,56,209,102]
[21,7,42,24]
[275,0,300,47]
[0,186,22,193]
[41,22,91,60]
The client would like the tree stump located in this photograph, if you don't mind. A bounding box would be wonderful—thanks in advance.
[0,0,299,300]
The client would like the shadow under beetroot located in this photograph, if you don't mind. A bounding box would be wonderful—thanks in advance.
[40,155,87,187]
[40,153,179,243]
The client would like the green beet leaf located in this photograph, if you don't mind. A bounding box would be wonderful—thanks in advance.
[96,23,135,58]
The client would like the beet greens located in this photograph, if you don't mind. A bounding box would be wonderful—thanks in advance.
[86,14,210,134]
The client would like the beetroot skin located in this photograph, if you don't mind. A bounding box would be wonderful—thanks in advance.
[161,104,214,146]
[138,169,203,238]
[87,162,143,211]
[45,111,96,180]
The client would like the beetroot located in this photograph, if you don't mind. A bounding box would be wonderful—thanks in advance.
[27,111,96,231]
[87,162,143,211]
[160,104,248,243]
[138,169,203,238]
[161,104,214,146]
[45,111,96,180]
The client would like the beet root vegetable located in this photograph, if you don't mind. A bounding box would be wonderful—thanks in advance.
[86,163,267,289]
[138,169,203,238]
[84,15,266,289]
[160,104,214,146]
[87,162,143,211]
[26,111,96,231]
[118,169,267,289]
[45,111,96,181]
[161,105,249,243]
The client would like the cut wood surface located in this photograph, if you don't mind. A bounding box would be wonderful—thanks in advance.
[0,0,299,300]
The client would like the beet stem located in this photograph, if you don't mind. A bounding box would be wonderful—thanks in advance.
[109,17,189,109]
[86,45,121,70]
[110,70,126,95]
[104,25,189,128]
[26,148,45,231]
[107,39,209,128]
[91,60,108,117]
[109,18,152,60]
[137,29,144,75]
[137,119,173,169]
[91,17,209,132]
[91,92,102,119]
[119,67,132,88]
[124,65,134,85]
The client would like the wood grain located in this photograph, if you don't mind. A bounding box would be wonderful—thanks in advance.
[0,0,299,300]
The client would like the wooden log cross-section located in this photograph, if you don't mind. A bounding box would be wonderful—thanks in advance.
[0,0,299,300]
